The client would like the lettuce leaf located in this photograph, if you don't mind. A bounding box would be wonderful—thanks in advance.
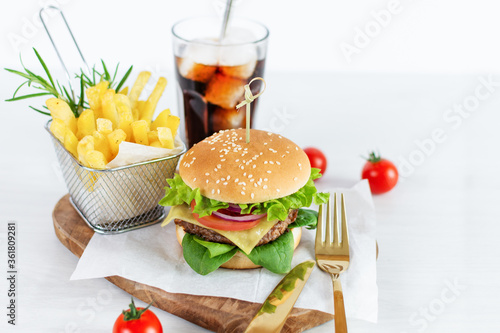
[182,234,237,275]
[193,237,236,258]
[244,231,294,274]
[289,209,319,230]
[159,168,329,221]
[239,168,326,221]
[181,230,295,275]
[159,174,229,216]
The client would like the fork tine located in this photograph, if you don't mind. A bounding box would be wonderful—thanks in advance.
[341,193,349,246]
[316,202,324,245]
[326,194,333,244]
[333,193,340,246]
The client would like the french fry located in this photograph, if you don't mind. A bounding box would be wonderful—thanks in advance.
[151,109,171,130]
[46,98,77,134]
[77,109,96,140]
[132,100,144,121]
[107,129,127,157]
[149,141,162,148]
[131,120,149,145]
[85,85,101,112]
[85,150,107,169]
[86,81,108,119]
[147,130,159,143]
[118,86,129,95]
[50,118,67,144]
[140,77,167,123]
[139,100,153,123]
[102,89,119,128]
[128,71,151,110]
[157,127,174,149]
[77,135,94,166]
[165,115,180,138]
[114,94,134,140]
[96,118,113,135]
[93,131,113,162]
[64,129,78,158]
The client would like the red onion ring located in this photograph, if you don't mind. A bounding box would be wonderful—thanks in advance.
[226,203,242,213]
[212,210,267,222]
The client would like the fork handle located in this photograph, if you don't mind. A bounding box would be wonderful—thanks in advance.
[333,276,348,333]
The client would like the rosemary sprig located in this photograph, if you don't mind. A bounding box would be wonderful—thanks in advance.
[4,48,133,118]
[76,60,133,95]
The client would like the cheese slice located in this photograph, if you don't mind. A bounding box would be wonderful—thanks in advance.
[162,204,278,255]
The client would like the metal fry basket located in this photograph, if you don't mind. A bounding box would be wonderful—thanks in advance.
[47,121,185,234]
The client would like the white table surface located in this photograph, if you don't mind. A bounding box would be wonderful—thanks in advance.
[1,71,500,332]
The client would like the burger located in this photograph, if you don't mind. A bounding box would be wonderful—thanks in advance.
[160,129,328,275]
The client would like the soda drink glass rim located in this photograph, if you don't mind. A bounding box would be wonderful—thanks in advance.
[171,16,269,47]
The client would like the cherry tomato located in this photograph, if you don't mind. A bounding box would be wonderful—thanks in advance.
[113,298,163,333]
[303,147,327,176]
[361,152,398,194]
[190,201,262,231]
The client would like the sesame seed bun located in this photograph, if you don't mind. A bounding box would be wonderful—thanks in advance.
[179,129,311,204]
[175,224,302,270]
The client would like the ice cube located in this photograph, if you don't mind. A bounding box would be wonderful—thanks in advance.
[183,39,220,64]
[221,27,257,45]
[212,107,246,132]
[219,62,257,80]
[178,58,217,83]
[219,28,257,61]
[218,44,257,79]
[219,43,257,65]
[205,73,246,109]
[177,42,219,83]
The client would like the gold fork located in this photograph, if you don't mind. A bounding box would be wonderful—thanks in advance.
[315,193,350,333]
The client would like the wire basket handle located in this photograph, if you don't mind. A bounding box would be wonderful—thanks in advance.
[39,6,90,100]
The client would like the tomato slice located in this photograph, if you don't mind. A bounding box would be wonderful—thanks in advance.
[190,201,262,231]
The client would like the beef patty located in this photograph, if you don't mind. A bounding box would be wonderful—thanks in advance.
[175,209,298,247]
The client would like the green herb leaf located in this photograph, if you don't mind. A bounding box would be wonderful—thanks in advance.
[5,48,132,117]
[33,47,55,88]
[115,65,133,92]
[29,106,51,116]
[5,92,52,101]
[4,68,33,80]
[101,59,111,82]
[78,75,85,113]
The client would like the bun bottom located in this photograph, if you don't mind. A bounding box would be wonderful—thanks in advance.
[175,225,302,270]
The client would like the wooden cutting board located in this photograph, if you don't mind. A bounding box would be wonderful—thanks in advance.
[53,194,334,332]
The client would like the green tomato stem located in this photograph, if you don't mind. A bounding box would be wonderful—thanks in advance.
[122,297,152,321]
[366,151,381,163]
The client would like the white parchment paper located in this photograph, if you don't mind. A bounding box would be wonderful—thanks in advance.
[71,180,378,322]
[106,137,185,168]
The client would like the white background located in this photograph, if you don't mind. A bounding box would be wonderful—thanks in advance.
[2,0,500,74]
[1,1,500,333]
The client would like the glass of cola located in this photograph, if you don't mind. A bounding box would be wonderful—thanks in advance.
[172,17,269,148]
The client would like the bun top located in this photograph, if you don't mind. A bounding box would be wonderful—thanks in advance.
[179,129,311,204]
